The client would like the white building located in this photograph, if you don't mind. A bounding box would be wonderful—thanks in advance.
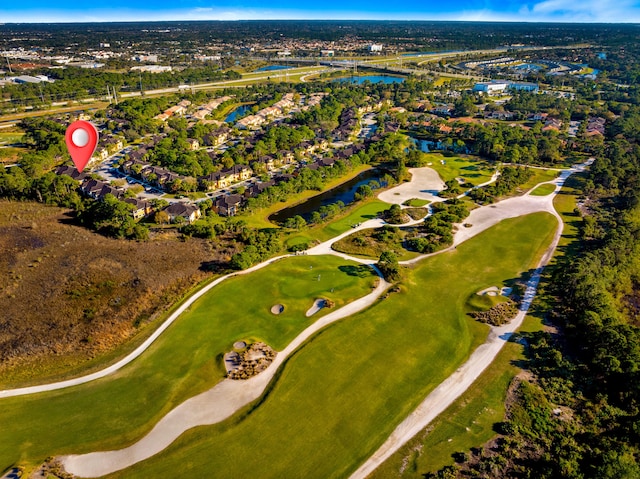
[12,75,51,84]
[130,65,172,73]
[132,54,159,63]
[473,81,510,94]
[369,44,383,53]
[473,80,539,94]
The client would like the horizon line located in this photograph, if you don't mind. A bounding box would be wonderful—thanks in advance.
[3,18,640,25]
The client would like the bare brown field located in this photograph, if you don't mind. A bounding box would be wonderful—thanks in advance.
[0,200,225,385]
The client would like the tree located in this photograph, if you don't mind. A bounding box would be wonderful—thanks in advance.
[376,250,401,282]
[354,184,373,201]
[154,210,170,225]
[284,215,307,230]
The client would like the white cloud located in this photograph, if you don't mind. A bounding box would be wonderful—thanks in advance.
[526,0,640,22]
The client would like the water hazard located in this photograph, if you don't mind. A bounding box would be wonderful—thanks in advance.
[225,105,251,123]
[269,169,386,223]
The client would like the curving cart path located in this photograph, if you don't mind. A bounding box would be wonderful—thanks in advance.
[2,158,590,478]
[61,271,391,477]
[348,161,591,479]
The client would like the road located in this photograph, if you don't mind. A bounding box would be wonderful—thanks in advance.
[1,43,590,126]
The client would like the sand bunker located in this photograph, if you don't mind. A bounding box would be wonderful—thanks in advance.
[476,286,513,297]
[224,351,242,373]
[233,341,247,350]
[377,167,446,205]
[476,286,500,296]
[306,299,326,317]
[270,304,284,315]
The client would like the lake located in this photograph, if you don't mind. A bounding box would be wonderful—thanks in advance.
[269,169,386,223]
[513,63,542,71]
[332,75,405,85]
[225,105,251,123]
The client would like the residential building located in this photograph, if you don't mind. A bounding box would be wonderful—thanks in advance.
[55,165,88,182]
[214,194,243,216]
[124,198,153,220]
[164,203,201,224]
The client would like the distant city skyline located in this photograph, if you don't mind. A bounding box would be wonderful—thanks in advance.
[4,0,640,24]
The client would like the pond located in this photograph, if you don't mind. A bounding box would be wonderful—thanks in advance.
[269,169,387,224]
[225,105,251,123]
[253,65,293,72]
[512,63,542,71]
[332,75,405,85]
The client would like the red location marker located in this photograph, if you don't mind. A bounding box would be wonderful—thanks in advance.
[65,120,99,173]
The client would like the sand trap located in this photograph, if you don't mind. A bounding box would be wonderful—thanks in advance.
[476,286,500,296]
[378,167,446,205]
[270,304,284,315]
[477,286,513,297]
[306,299,325,317]
[233,341,246,350]
[223,351,241,373]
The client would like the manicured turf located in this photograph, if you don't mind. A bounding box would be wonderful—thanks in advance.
[425,153,495,186]
[370,339,521,478]
[517,168,559,192]
[530,183,557,196]
[371,178,583,478]
[0,255,376,472]
[403,198,430,207]
[318,199,388,239]
[285,199,388,248]
[103,212,558,479]
[0,131,24,144]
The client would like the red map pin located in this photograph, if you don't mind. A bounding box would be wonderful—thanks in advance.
[65,120,99,173]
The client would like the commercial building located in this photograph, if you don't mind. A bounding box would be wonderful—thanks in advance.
[473,80,539,94]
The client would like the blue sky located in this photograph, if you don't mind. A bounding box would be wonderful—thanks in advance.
[4,0,640,23]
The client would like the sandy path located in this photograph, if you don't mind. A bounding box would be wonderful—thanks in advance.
[61,272,391,478]
[0,254,295,399]
[46,159,587,477]
[348,161,590,479]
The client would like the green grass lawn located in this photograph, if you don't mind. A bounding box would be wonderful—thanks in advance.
[403,198,430,207]
[0,255,376,473]
[101,212,558,479]
[370,177,583,478]
[318,199,389,239]
[284,199,388,250]
[0,131,24,144]
[425,153,495,186]
[370,339,521,478]
[551,173,584,264]
[332,227,409,260]
[517,168,559,192]
[530,183,557,196]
